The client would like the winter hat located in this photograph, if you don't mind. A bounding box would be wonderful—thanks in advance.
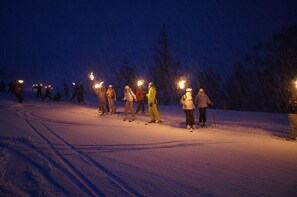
[199,88,204,93]
[186,88,192,92]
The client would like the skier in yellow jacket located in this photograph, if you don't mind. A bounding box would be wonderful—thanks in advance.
[147,82,161,123]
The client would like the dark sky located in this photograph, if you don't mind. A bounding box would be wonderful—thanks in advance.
[1,0,297,86]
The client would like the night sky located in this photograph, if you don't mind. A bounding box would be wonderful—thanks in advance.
[1,0,297,87]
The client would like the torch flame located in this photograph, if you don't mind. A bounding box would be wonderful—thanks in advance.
[94,81,104,89]
[18,80,24,84]
[89,72,95,81]
[137,80,144,87]
[178,80,186,90]
[72,82,76,86]
[295,80,297,88]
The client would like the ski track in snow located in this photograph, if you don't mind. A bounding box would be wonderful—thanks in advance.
[14,107,140,197]
[1,97,296,196]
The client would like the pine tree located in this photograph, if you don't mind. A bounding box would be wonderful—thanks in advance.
[116,57,136,91]
[150,24,181,104]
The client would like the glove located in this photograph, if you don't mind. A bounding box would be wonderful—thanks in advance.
[149,102,153,107]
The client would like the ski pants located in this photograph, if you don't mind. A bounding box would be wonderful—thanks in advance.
[288,113,297,140]
[148,103,160,121]
[108,98,116,113]
[198,107,207,124]
[99,99,108,114]
[184,110,195,126]
[124,101,135,118]
[136,100,145,113]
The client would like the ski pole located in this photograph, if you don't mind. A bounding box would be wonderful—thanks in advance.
[212,103,216,127]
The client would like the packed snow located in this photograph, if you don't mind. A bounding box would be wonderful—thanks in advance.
[0,92,297,197]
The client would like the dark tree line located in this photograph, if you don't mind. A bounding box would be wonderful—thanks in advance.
[101,22,297,113]
[223,22,297,112]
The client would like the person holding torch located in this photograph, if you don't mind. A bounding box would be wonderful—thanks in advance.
[14,80,24,103]
[180,88,196,131]
[136,80,146,113]
[287,80,297,141]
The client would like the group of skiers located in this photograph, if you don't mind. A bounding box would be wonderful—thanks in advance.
[70,82,85,104]
[93,82,162,123]
[0,80,24,103]
[33,83,62,102]
[92,81,212,130]
[1,79,213,129]
[180,87,213,131]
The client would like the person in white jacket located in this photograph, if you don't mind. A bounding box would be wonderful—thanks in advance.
[180,88,195,130]
[123,85,136,121]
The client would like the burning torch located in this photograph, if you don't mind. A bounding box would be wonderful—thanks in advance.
[137,80,144,87]
[89,72,95,81]
[178,80,186,90]
[94,81,104,89]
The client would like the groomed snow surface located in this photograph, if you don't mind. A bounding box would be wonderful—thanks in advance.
[1,93,297,197]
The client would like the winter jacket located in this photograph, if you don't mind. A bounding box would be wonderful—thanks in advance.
[181,92,195,110]
[124,89,136,102]
[106,88,116,100]
[95,87,107,102]
[147,86,157,104]
[14,84,23,95]
[136,88,144,101]
[195,92,211,108]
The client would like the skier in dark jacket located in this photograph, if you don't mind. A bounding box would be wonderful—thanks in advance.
[14,80,24,103]
[43,86,52,101]
[36,83,43,98]
[77,82,86,104]
[287,96,297,141]
[64,83,70,97]
[53,91,62,101]
[70,83,79,102]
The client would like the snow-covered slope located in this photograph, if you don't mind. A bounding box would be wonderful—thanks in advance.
[0,93,296,197]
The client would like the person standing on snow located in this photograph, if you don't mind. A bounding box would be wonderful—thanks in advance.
[136,85,145,113]
[106,85,116,114]
[195,88,212,127]
[36,83,43,98]
[14,80,24,103]
[122,85,136,121]
[181,88,195,131]
[94,85,108,116]
[43,86,52,101]
[64,83,70,97]
[287,96,297,141]
[77,82,86,104]
[147,82,161,123]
